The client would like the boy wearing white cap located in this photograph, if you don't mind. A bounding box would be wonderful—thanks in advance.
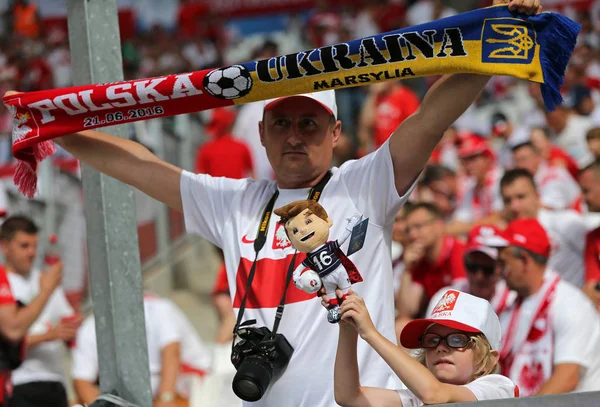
[331,289,518,406]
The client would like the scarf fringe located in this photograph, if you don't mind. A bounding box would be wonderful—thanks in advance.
[14,140,56,197]
[539,13,582,111]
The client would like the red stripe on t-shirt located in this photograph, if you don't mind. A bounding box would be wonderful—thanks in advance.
[233,253,316,309]
[0,268,14,305]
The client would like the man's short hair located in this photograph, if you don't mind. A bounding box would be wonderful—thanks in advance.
[586,127,600,141]
[511,246,548,266]
[419,165,455,187]
[500,168,537,192]
[580,158,600,178]
[404,202,443,220]
[510,141,536,154]
[0,216,39,241]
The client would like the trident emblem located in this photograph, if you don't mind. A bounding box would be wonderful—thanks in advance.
[485,24,534,59]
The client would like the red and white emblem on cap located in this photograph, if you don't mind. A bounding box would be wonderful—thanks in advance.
[432,290,460,314]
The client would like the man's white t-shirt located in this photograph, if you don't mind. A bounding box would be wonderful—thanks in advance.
[397,374,517,406]
[498,270,600,393]
[534,163,580,211]
[454,167,504,223]
[71,295,211,397]
[538,209,587,287]
[7,270,74,386]
[181,140,411,407]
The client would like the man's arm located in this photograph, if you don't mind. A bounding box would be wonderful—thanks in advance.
[389,0,544,193]
[156,342,181,406]
[395,272,424,319]
[535,363,581,395]
[389,74,491,195]
[55,130,183,211]
[0,263,62,342]
[73,379,101,405]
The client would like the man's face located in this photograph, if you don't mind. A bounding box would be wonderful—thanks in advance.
[406,208,442,249]
[461,154,489,181]
[498,247,527,292]
[463,251,500,302]
[259,97,340,188]
[587,135,600,159]
[1,231,38,275]
[426,178,456,218]
[579,168,600,212]
[501,178,539,221]
[284,209,332,253]
[513,146,541,176]
[392,209,408,245]
[529,129,551,160]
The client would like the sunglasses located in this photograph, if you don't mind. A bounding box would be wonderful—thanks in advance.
[419,332,473,349]
[464,262,495,276]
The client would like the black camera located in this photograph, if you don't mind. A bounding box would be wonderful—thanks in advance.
[231,321,294,402]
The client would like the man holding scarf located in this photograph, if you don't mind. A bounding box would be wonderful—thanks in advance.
[4,2,549,406]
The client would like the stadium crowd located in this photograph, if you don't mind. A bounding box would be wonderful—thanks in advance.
[0,0,599,406]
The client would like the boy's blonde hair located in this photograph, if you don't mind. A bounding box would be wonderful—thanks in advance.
[414,334,499,379]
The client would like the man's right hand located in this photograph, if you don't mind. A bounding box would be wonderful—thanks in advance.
[47,318,80,342]
[39,261,63,295]
[403,242,425,269]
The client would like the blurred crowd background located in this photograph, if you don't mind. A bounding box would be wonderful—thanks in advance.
[0,0,599,406]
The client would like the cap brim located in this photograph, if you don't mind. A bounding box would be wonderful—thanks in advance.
[400,319,482,349]
[263,95,334,117]
[465,245,498,260]
[478,235,510,248]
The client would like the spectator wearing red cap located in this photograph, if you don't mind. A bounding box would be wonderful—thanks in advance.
[511,141,581,211]
[500,169,587,287]
[194,107,254,179]
[447,135,503,236]
[331,289,517,406]
[493,218,600,396]
[580,161,600,309]
[427,225,516,317]
[396,203,466,322]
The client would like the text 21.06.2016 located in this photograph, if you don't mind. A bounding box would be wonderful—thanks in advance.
[83,106,165,127]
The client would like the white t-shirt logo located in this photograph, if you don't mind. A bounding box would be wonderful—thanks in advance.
[273,223,292,250]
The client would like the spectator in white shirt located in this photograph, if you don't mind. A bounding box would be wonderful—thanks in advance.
[0,216,81,407]
[511,141,581,211]
[71,294,211,407]
[499,169,587,287]
[493,219,600,396]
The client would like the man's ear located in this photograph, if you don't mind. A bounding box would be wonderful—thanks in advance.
[259,120,265,147]
[327,217,333,227]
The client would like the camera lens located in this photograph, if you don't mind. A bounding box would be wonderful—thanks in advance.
[232,357,273,401]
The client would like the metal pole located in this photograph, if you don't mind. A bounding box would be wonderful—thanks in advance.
[66,1,152,406]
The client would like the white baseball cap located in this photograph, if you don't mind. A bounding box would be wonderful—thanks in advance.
[262,90,338,119]
[400,289,502,350]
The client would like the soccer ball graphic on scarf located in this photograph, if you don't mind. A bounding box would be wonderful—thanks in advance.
[299,269,322,294]
[203,65,253,100]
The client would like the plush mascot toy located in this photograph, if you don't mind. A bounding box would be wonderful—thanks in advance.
[274,200,363,323]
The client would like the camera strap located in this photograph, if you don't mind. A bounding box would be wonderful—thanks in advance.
[232,170,332,343]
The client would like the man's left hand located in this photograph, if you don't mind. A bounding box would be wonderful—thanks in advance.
[493,0,542,15]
